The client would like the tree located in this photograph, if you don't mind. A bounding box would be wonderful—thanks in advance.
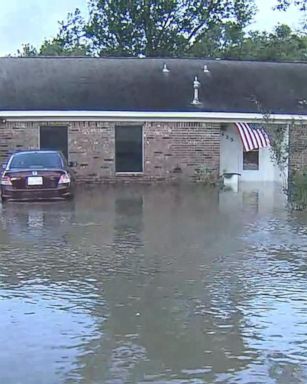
[15,0,306,60]
[235,24,307,61]
[16,8,89,57]
[237,24,307,61]
[275,0,307,11]
[16,39,89,57]
[39,38,88,56]
[191,24,307,61]
[17,43,38,57]
[52,8,90,55]
[188,22,245,58]
[56,0,255,57]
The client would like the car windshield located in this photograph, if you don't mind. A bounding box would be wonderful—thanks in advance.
[9,152,63,169]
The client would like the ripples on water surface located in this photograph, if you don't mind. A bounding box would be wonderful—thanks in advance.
[0,184,306,384]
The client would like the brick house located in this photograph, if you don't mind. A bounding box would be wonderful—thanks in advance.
[0,57,306,184]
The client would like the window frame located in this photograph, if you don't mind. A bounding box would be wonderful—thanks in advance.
[243,149,259,171]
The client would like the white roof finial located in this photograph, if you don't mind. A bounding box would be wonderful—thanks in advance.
[203,64,210,73]
[194,76,200,87]
[162,63,170,73]
[191,76,201,105]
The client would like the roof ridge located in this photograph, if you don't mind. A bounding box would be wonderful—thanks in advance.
[1,56,307,65]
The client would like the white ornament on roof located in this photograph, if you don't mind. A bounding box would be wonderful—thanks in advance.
[203,65,210,73]
[191,76,201,105]
[162,63,170,73]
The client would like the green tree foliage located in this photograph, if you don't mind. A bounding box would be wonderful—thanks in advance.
[49,8,89,55]
[17,43,38,57]
[191,24,307,61]
[238,25,307,61]
[58,0,255,57]
[187,22,245,57]
[275,0,307,11]
[15,0,307,61]
[39,39,88,56]
[17,39,88,57]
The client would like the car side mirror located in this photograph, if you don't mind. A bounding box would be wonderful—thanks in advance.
[1,163,7,169]
[68,161,77,167]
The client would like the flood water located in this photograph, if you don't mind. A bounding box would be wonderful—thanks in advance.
[0,184,306,384]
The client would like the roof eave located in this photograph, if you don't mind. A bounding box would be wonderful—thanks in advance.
[0,110,306,123]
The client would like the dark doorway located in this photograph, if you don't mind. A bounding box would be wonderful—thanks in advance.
[115,126,143,172]
[40,126,68,159]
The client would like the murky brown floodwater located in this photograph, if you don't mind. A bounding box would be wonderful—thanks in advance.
[0,184,306,384]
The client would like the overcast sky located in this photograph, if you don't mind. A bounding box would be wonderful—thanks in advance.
[0,0,304,56]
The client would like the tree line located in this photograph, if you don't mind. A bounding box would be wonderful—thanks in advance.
[17,0,307,61]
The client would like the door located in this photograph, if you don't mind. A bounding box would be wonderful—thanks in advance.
[40,126,68,159]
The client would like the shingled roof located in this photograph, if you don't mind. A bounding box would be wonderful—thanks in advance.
[0,57,307,115]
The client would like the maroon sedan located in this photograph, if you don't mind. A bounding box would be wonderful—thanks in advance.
[0,150,75,202]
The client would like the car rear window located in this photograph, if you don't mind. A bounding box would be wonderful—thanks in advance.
[9,152,63,169]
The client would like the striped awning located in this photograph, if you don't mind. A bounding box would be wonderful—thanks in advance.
[235,122,271,152]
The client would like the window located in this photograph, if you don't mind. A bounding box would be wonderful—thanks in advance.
[243,150,259,170]
[115,126,143,173]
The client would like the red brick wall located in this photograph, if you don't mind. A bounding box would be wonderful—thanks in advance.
[0,120,220,183]
[0,121,38,161]
[289,123,307,176]
[144,121,220,181]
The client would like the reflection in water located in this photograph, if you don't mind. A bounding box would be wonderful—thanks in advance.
[0,201,75,244]
[113,192,144,258]
[0,283,101,384]
[242,190,259,214]
[0,184,306,383]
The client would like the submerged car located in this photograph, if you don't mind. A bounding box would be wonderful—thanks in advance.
[0,150,75,201]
